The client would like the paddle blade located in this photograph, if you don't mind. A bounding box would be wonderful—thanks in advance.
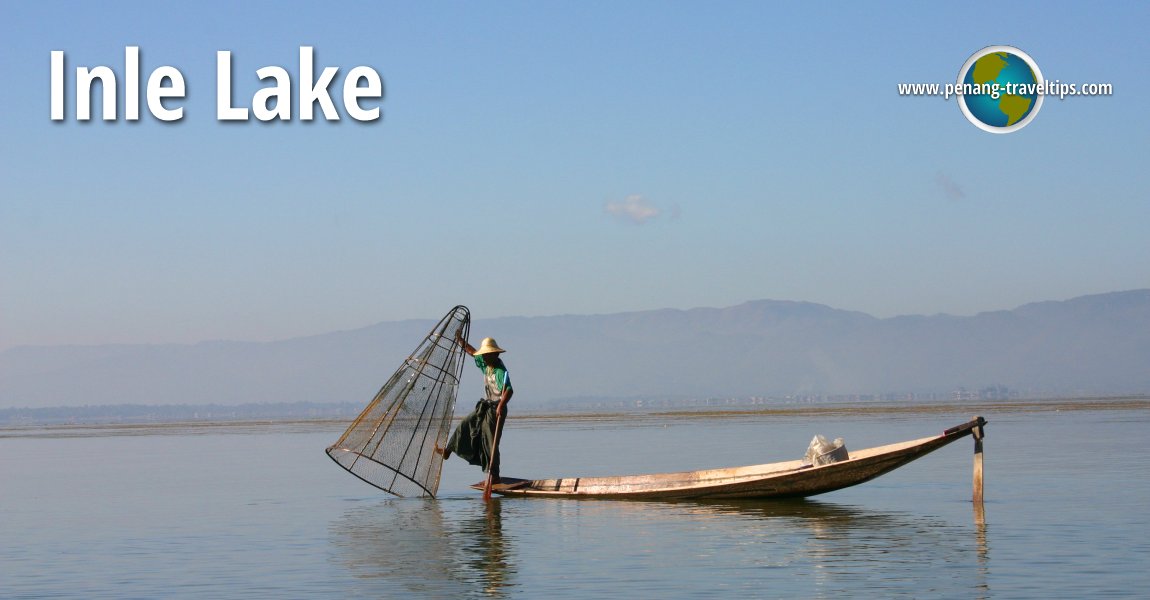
[482,474,494,501]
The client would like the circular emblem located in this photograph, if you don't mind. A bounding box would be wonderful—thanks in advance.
[957,46,1044,133]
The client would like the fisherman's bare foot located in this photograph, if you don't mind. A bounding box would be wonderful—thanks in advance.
[434,444,451,460]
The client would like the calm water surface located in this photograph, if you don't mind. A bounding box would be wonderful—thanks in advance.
[2,403,1148,598]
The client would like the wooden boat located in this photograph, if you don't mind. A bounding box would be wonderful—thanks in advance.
[473,417,987,500]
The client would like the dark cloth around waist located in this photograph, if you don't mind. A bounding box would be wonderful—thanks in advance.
[445,399,502,472]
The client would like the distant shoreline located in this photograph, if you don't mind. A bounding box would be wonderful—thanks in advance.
[2,396,1146,436]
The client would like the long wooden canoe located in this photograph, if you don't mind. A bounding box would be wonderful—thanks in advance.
[473,417,987,500]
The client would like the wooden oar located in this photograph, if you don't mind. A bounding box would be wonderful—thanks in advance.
[483,407,506,502]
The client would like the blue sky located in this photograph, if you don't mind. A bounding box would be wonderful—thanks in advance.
[2,1,1147,349]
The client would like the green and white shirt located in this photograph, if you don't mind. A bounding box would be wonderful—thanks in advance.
[474,355,511,403]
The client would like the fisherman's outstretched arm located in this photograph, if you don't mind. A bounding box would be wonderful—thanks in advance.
[457,334,475,356]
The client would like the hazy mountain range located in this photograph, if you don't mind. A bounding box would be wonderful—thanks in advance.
[2,290,1148,410]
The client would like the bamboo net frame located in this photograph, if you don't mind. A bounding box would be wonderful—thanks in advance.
[325,305,470,497]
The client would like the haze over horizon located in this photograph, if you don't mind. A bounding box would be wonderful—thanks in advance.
[3,3,1148,352]
[4,289,1148,412]
[3,287,1145,351]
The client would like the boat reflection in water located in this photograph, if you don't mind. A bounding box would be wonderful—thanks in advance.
[330,496,989,598]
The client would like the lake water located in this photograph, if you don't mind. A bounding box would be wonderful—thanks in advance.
[2,401,1148,598]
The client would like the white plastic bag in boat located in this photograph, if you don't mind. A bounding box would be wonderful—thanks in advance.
[803,434,849,466]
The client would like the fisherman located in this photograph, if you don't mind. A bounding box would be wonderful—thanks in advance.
[438,336,513,483]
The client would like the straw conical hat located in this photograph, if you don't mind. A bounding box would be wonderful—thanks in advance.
[474,337,505,355]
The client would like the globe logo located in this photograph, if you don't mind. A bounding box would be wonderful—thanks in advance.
[957,46,1044,133]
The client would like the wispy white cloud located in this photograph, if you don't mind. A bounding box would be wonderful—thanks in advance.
[605,194,661,225]
[935,172,965,201]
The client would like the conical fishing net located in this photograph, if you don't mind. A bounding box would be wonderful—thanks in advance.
[326,305,470,497]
